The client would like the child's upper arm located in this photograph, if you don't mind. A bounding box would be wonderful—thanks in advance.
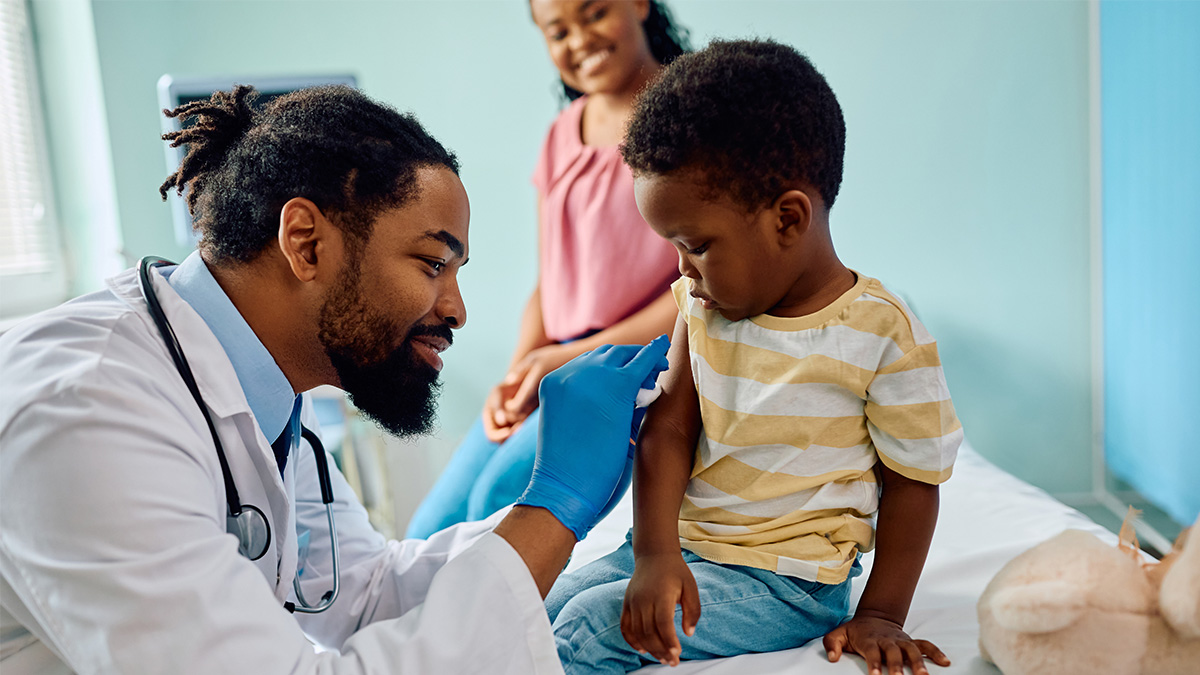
[631,312,700,554]
[643,312,701,446]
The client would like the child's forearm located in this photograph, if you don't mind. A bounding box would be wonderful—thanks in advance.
[855,465,940,625]
[631,419,696,556]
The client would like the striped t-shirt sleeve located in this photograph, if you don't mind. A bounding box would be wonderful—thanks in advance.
[863,295,961,484]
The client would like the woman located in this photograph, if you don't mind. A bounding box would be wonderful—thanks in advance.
[406,0,690,538]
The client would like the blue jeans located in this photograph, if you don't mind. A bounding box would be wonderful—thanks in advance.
[545,536,860,675]
[404,408,542,539]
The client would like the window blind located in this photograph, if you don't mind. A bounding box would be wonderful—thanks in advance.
[0,0,55,277]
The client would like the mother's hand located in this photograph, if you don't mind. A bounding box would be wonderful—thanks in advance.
[481,379,522,443]
[484,344,578,442]
[507,343,580,419]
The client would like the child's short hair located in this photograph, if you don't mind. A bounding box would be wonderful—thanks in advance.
[622,39,845,211]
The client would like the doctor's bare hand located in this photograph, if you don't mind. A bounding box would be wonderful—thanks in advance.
[621,553,701,667]
[515,336,670,541]
[823,614,950,675]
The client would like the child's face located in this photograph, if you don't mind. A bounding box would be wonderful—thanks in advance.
[530,0,654,97]
[635,174,797,322]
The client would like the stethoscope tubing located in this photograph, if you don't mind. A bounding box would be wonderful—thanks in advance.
[137,256,340,613]
[290,428,341,614]
[139,257,244,516]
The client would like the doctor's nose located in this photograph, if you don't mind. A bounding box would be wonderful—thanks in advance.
[438,279,466,330]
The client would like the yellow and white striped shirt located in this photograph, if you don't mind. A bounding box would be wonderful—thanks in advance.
[672,274,961,584]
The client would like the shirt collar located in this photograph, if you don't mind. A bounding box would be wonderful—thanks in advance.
[163,251,296,444]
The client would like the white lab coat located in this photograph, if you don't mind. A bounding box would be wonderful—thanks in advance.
[0,266,563,674]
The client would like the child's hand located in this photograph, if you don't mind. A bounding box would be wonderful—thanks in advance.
[822,615,950,675]
[621,553,701,667]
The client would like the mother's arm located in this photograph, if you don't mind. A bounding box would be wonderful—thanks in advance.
[501,288,677,423]
[483,281,555,441]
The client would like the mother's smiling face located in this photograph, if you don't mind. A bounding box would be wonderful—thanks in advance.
[530,0,655,98]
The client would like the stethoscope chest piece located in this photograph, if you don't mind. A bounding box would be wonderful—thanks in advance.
[228,504,271,561]
[138,256,339,613]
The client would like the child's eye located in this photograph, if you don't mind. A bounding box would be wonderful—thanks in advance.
[687,243,710,255]
[549,29,567,41]
[585,7,607,23]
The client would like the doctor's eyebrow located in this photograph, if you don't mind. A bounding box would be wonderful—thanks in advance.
[422,230,465,261]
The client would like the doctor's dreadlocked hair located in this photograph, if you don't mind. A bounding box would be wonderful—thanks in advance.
[159,84,459,264]
[558,0,691,102]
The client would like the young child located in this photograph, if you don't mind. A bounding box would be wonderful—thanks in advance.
[405,0,689,539]
[545,39,961,675]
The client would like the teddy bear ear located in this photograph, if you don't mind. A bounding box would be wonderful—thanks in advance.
[989,581,1085,634]
[1159,519,1200,638]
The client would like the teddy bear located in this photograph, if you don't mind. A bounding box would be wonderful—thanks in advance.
[977,511,1200,674]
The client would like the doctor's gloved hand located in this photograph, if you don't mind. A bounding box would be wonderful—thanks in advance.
[516,335,670,541]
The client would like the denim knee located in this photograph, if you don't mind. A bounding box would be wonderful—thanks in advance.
[553,582,645,675]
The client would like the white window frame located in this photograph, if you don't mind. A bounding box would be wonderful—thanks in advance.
[0,0,68,321]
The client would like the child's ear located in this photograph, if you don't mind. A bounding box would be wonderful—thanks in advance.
[773,189,812,243]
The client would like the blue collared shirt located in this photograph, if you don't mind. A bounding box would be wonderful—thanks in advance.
[163,252,297,448]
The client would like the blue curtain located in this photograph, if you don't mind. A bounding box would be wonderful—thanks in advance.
[1102,1,1200,526]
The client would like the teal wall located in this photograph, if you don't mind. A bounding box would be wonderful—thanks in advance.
[1101,0,1200,525]
[37,0,1094,495]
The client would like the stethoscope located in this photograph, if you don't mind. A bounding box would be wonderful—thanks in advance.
[138,257,340,614]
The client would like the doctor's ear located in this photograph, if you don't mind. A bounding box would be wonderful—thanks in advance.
[277,198,330,282]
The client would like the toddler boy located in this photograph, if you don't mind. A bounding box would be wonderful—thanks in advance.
[546,39,960,675]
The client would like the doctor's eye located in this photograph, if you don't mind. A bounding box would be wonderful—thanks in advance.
[687,242,710,256]
[421,258,446,275]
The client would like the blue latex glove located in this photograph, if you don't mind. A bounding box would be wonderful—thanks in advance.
[592,376,658,527]
[517,335,671,541]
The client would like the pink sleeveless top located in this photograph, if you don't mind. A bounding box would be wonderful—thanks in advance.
[532,97,680,342]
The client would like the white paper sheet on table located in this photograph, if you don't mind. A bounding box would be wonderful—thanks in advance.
[564,440,1114,675]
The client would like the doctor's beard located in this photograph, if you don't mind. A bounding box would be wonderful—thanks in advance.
[317,270,449,438]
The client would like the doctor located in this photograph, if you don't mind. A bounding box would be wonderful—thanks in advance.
[0,85,668,674]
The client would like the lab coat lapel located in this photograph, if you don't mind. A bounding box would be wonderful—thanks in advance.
[107,267,297,600]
